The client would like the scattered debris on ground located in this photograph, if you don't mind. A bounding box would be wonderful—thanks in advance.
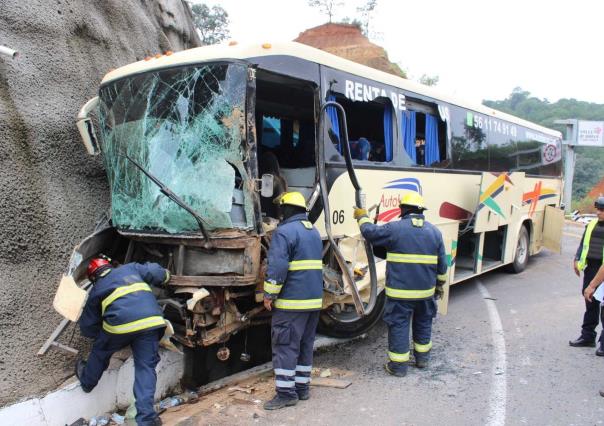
[159,366,354,425]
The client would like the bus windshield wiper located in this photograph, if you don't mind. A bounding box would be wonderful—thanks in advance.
[119,152,212,246]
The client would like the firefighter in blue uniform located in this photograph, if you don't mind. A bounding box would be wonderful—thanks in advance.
[263,191,323,410]
[354,193,447,376]
[76,257,170,426]
[570,196,604,354]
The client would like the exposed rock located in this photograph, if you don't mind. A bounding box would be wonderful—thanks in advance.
[294,23,406,78]
[0,0,199,406]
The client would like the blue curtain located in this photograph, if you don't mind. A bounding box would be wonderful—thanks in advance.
[425,114,440,166]
[401,111,416,164]
[383,105,393,162]
[327,94,341,153]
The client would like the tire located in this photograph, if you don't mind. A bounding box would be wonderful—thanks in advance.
[506,225,529,273]
[318,291,386,338]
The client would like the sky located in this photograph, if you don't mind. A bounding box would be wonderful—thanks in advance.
[196,0,604,105]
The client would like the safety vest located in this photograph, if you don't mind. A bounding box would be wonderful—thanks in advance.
[577,219,604,271]
[264,213,324,311]
[359,213,447,300]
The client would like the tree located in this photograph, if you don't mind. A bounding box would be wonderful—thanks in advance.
[307,0,344,23]
[190,3,230,45]
[356,0,377,36]
[419,74,439,87]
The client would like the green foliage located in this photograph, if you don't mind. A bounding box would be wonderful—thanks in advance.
[190,3,230,45]
[419,74,439,87]
[483,88,604,202]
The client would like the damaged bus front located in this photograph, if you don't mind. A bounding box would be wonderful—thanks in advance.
[71,61,270,358]
[66,49,382,384]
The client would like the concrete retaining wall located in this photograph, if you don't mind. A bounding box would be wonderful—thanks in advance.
[0,350,184,426]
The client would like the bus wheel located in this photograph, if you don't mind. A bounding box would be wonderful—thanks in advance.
[507,225,529,273]
[318,291,386,338]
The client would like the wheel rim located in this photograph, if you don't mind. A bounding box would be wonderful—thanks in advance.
[516,232,528,264]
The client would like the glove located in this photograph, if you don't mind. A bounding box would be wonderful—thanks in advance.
[353,206,368,220]
[435,284,444,300]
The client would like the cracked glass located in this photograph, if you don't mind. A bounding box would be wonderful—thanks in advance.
[98,63,253,233]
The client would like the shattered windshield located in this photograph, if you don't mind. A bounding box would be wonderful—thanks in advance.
[99,63,254,234]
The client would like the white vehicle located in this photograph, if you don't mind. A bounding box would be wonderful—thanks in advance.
[68,41,564,384]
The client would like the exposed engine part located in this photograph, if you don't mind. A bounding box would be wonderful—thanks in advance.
[217,346,230,361]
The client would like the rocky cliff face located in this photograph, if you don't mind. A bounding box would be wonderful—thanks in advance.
[294,23,406,78]
[0,0,200,405]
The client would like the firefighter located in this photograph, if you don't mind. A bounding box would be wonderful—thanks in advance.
[354,193,447,377]
[569,196,604,354]
[263,191,323,410]
[76,256,170,426]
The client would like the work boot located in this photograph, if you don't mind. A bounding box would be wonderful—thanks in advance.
[75,359,92,393]
[263,394,298,410]
[597,342,604,356]
[569,337,596,347]
[296,388,310,400]
[384,362,407,377]
[415,358,429,369]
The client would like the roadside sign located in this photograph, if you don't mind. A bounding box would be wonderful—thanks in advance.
[577,121,604,146]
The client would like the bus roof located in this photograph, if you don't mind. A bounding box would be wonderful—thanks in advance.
[101,41,561,139]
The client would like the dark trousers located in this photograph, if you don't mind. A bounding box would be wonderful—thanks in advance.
[383,298,436,373]
[581,263,604,342]
[80,328,163,426]
[271,310,320,399]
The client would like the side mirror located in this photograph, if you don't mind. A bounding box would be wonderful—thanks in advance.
[260,174,274,198]
[76,97,100,155]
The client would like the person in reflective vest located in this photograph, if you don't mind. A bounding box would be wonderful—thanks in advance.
[76,257,169,426]
[263,191,323,410]
[569,196,604,354]
[354,192,447,377]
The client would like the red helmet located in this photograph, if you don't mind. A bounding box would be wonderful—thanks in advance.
[87,257,111,281]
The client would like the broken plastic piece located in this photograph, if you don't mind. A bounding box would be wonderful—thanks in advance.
[187,288,210,311]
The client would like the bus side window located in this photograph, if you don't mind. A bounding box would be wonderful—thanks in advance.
[330,92,394,163]
[401,109,448,167]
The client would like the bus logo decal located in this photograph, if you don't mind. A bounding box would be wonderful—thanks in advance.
[523,182,558,217]
[376,178,423,223]
[383,177,422,194]
[478,173,514,219]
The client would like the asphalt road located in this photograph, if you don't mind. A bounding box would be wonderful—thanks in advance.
[251,223,604,426]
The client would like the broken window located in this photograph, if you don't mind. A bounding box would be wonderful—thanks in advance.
[98,63,254,234]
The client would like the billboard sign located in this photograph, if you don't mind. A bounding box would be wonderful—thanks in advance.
[577,121,604,146]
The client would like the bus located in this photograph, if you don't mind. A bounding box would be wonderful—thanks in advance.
[68,41,563,382]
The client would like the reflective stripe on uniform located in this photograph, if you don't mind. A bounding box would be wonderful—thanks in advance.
[264,281,283,294]
[275,380,295,388]
[414,341,433,353]
[437,273,447,281]
[101,282,152,315]
[388,351,410,363]
[386,253,438,264]
[274,298,323,310]
[162,270,171,284]
[275,368,295,376]
[102,315,165,334]
[295,376,311,383]
[358,217,372,226]
[385,286,435,299]
[288,260,323,271]
[296,365,312,372]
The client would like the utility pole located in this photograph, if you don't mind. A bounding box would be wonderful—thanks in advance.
[555,119,578,214]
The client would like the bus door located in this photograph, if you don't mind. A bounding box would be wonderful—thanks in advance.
[474,172,525,272]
